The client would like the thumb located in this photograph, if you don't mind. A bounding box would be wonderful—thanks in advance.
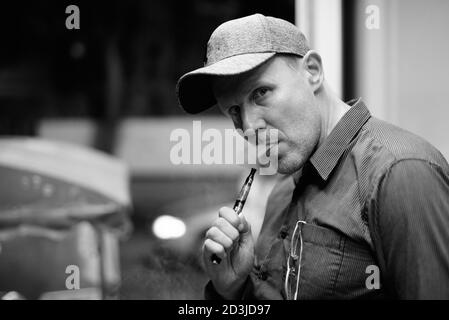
[238,214,252,242]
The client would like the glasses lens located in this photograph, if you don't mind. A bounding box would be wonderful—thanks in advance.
[285,220,306,300]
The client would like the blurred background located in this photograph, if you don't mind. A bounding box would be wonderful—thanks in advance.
[0,0,448,299]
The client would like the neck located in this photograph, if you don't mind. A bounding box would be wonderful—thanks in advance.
[315,81,350,147]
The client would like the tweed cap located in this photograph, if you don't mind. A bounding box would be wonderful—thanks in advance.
[176,13,310,114]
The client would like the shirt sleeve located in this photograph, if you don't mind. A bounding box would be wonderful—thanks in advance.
[375,159,449,299]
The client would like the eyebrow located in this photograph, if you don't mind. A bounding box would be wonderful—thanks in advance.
[215,72,265,109]
[240,69,266,95]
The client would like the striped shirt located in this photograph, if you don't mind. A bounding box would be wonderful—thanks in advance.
[206,98,449,299]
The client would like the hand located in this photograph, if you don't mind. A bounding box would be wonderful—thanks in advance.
[202,206,255,299]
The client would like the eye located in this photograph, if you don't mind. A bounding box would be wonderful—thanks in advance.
[252,87,269,101]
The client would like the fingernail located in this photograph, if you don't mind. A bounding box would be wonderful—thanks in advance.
[238,223,244,231]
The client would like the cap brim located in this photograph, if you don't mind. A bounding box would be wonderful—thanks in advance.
[176,52,276,114]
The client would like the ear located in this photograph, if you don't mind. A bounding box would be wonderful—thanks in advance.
[302,50,324,93]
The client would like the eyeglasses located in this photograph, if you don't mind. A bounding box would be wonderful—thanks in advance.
[284,220,307,300]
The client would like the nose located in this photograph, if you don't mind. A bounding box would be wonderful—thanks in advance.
[240,104,266,134]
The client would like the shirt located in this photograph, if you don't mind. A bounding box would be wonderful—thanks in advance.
[205,98,449,299]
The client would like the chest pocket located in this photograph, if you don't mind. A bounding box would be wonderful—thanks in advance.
[254,222,380,299]
[291,223,345,299]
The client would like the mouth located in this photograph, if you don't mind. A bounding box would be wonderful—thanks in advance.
[257,142,278,159]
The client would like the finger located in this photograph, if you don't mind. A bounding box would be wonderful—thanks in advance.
[214,217,240,242]
[203,238,227,262]
[205,226,234,251]
[218,207,243,231]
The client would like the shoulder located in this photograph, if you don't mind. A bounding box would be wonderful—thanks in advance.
[361,118,449,168]
[352,118,449,201]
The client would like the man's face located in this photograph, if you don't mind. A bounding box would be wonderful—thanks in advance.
[212,55,321,174]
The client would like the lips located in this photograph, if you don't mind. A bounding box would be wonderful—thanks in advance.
[257,143,278,158]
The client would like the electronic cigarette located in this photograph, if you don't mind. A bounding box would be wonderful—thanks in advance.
[211,168,257,264]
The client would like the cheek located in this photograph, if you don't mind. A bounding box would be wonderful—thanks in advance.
[280,103,321,159]
[280,101,319,138]
[265,86,319,139]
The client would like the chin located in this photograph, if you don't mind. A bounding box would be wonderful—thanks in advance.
[277,165,299,175]
[277,161,298,175]
[277,153,305,175]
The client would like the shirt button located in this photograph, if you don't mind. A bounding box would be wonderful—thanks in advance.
[279,227,288,239]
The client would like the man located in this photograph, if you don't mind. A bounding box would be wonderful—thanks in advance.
[176,14,449,299]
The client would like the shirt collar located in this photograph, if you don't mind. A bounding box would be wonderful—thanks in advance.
[307,98,371,181]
